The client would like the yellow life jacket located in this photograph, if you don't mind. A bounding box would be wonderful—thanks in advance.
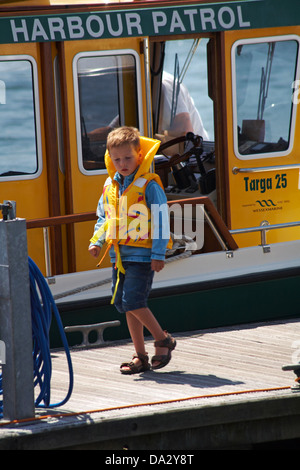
[103,172,172,250]
[90,135,172,304]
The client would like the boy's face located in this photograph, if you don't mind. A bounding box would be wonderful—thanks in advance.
[109,143,142,177]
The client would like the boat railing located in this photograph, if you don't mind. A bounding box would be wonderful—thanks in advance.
[232,164,300,174]
[230,220,300,252]
[26,197,238,277]
[26,201,300,276]
[26,212,96,277]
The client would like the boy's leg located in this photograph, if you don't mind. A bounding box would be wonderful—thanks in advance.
[119,312,148,373]
[119,263,173,370]
[127,307,169,368]
[126,311,146,356]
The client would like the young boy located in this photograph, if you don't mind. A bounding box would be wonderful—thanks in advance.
[89,127,176,374]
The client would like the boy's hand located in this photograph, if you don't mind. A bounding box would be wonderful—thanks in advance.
[89,245,101,258]
[151,259,165,272]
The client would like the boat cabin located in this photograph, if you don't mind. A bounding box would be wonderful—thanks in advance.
[0,0,300,276]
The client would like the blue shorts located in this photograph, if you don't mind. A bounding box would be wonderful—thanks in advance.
[112,261,154,313]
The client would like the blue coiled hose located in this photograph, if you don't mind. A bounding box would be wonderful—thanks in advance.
[0,257,73,418]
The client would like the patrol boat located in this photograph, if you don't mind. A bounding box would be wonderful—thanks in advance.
[1,0,300,345]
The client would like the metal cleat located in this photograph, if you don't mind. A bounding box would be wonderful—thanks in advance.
[282,363,300,392]
[0,200,16,220]
[291,379,300,392]
[64,320,120,348]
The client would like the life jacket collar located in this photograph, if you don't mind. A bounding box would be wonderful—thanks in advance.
[104,135,161,182]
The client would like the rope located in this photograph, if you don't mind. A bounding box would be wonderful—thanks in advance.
[53,250,193,301]
[0,385,291,428]
[53,277,112,301]
[0,257,74,419]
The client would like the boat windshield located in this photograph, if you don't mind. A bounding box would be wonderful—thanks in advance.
[232,37,299,158]
[0,57,40,179]
[154,38,214,143]
[74,52,140,172]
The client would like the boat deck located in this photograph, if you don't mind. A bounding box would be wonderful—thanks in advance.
[1,318,300,450]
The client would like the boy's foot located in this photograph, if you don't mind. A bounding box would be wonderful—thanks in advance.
[120,352,151,374]
[151,331,176,370]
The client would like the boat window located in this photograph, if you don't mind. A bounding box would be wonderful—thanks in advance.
[153,38,214,142]
[0,56,41,180]
[74,51,141,173]
[232,37,299,159]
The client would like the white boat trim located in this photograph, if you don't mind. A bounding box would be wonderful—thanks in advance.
[49,239,300,306]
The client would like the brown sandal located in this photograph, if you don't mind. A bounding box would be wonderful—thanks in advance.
[120,352,151,375]
[151,331,176,370]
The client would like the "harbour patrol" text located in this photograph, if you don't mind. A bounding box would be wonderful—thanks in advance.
[9,5,251,43]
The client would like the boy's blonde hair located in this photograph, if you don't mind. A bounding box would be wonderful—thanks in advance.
[106,126,140,152]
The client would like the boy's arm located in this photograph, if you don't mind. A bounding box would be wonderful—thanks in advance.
[88,194,106,257]
[145,180,170,266]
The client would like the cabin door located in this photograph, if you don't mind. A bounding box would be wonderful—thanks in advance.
[223,27,300,248]
[0,43,53,274]
[58,38,148,273]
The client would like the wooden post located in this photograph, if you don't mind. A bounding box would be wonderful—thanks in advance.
[0,217,34,421]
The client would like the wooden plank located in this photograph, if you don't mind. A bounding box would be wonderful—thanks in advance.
[41,319,299,414]
[1,319,300,450]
